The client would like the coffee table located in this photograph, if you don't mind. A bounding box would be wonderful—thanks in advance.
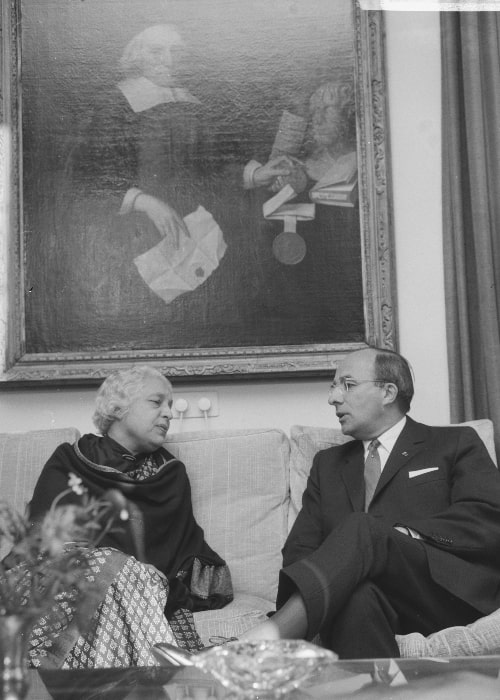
[23,656,500,699]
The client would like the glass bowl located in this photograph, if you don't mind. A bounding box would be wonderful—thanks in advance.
[192,639,336,698]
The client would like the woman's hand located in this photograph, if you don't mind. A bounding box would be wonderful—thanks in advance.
[134,193,189,247]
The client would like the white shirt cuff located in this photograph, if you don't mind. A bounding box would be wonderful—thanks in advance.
[119,187,143,215]
[243,160,262,190]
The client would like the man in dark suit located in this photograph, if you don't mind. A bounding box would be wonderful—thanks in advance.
[242,346,500,658]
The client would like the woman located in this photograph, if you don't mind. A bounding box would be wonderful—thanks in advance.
[27,365,232,668]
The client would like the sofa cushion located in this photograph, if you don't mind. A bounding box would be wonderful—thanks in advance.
[0,427,80,557]
[193,593,271,646]
[459,419,497,466]
[0,427,81,515]
[288,425,352,528]
[165,428,290,604]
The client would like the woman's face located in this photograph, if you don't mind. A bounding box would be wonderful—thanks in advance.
[109,375,173,455]
[139,29,187,87]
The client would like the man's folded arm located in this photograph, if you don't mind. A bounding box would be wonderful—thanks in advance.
[402,428,500,554]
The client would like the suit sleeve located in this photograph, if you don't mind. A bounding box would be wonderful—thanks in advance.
[403,427,500,557]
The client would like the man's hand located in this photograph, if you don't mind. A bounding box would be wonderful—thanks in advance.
[133,193,189,247]
[252,156,296,188]
[240,619,281,641]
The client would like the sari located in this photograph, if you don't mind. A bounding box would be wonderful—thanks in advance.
[24,435,232,668]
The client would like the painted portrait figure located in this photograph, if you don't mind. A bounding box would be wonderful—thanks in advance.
[244,77,362,317]
[22,1,365,359]
[32,23,246,352]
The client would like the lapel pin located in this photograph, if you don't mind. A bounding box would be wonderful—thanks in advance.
[402,451,409,457]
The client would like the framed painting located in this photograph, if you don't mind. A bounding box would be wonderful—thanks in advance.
[0,0,396,385]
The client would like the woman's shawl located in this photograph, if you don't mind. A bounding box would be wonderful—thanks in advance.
[28,434,233,615]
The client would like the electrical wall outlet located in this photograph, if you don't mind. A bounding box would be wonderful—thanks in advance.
[172,391,219,419]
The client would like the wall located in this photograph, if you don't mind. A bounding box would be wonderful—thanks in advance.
[386,9,449,422]
[0,10,449,436]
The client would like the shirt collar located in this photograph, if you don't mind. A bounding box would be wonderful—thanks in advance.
[363,415,407,458]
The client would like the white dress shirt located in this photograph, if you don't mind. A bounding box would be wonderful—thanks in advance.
[363,415,407,472]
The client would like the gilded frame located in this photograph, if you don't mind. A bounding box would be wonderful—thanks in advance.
[0,1,396,386]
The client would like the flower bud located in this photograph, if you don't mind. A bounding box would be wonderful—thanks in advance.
[104,489,130,521]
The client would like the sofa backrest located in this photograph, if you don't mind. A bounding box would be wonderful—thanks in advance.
[1,419,495,600]
[165,428,290,603]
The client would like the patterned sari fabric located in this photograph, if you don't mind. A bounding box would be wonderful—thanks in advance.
[29,547,203,669]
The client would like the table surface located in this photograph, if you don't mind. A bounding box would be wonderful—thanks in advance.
[22,656,500,700]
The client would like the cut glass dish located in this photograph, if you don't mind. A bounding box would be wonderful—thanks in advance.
[192,639,336,698]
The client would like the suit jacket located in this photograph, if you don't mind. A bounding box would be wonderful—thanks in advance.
[281,417,500,615]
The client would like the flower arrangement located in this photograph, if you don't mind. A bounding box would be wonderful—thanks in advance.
[0,474,129,626]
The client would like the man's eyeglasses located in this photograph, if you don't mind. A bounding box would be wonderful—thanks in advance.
[329,378,388,394]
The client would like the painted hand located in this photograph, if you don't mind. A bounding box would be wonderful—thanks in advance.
[134,194,189,247]
[252,155,296,188]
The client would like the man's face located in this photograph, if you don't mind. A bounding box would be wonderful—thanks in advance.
[140,29,187,88]
[328,350,387,440]
[116,375,173,454]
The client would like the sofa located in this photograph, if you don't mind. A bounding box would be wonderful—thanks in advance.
[0,419,498,658]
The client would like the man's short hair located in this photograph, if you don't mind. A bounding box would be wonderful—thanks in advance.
[372,347,414,413]
[93,365,170,435]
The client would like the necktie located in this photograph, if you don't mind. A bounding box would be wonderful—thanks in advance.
[364,438,381,511]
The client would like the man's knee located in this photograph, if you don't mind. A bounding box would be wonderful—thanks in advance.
[340,580,390,615]
[319,513,401,583]
[333,511,389,546]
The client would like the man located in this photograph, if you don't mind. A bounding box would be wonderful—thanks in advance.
[242,347,500,658]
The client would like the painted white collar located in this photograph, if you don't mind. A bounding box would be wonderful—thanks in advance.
[118,76,201,113]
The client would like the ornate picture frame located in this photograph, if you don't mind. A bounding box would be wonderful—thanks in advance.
[0,0,396,386]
